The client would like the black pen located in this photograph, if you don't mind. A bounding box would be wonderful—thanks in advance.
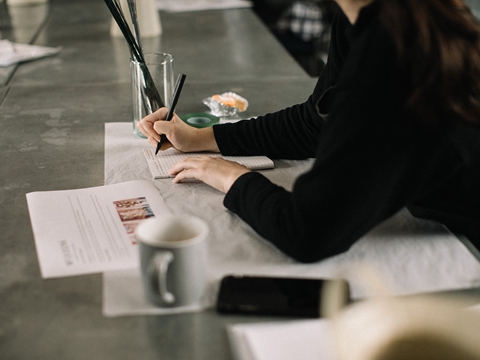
[155,73,187,155]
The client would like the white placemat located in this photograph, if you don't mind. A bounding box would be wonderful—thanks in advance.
[103,122,480,316]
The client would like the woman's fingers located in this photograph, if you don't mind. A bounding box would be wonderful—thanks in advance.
[136,107,169,141]
[169,156,250,193]
[169,157,208,180]
[137,108,218,153]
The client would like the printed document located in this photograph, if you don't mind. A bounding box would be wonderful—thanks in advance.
[26,180,171,278]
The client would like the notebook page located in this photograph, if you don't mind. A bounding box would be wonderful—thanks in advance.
[143,148,274,179]
[227,320,334,360]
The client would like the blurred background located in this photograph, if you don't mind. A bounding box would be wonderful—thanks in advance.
[252,0,480,77]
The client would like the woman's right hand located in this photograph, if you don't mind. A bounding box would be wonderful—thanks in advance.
[136,108,219,153]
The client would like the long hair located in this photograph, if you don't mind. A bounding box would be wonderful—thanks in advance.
[379,0,480,127]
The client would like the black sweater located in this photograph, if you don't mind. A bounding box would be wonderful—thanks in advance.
[213,4,480,263]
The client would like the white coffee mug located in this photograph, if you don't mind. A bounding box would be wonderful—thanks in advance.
[136,215,208,307]
[323,265,480,360]
[332,296,480,360]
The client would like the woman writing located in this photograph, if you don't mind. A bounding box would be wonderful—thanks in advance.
[138,0,480,263]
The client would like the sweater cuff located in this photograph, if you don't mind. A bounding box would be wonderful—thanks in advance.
[212,123,236,155]
[224,171,267,212]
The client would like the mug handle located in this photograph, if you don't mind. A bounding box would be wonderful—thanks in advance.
[149,251,175,304]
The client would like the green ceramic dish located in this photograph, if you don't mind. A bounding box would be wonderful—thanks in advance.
[181,113,220,128]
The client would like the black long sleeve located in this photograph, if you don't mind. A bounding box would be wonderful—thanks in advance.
[214,4,480,262]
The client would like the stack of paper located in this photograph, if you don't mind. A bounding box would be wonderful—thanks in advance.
[0,40,61,67]
[156,0,252,13]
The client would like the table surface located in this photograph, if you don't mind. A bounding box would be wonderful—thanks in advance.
[0,1,317,359]
[1,1,480,359]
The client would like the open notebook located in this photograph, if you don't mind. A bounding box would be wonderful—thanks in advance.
[143,148,274,179]
[227,319,335,360]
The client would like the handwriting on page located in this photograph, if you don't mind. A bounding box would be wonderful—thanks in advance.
[143,148,274,179]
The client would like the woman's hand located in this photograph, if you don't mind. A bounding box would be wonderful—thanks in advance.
[136,108,219,153]
[169,156,251,193]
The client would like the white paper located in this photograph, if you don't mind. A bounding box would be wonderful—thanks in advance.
[102,267,209,317]
[143,148,273,179]
[103,123,480,317]
[0,40,62,67]
[104,123,152,184]
[156,0,252,13]
[228,319,335,360]
[26,180,171,278]
[228,304,480,360]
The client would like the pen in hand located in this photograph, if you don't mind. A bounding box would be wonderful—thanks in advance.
[155,73,187,155]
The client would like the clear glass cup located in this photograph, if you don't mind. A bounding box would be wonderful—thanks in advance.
[130,52,174,138]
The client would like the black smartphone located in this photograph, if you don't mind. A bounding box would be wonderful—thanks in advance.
[216,274,350,318]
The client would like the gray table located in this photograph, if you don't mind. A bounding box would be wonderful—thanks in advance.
[0,0,50,85]
[0,1,316,359]
[1,1,480,359]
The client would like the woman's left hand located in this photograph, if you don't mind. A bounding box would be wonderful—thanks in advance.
[168,156,251,193]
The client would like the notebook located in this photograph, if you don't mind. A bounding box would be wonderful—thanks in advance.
[227,319,335,360]
[143,148,274,179]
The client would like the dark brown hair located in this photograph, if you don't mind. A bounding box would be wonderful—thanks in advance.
[380,0,480,126]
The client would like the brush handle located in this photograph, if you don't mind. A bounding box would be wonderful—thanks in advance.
[127,0,143,52]
[105,0,165,111]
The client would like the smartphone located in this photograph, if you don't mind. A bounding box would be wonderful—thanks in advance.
[216,274,350,318]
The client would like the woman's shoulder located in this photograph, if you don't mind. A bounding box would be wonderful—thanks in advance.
[447,122,480,163]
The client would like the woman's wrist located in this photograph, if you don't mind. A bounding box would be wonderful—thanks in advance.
[196,127,219,152]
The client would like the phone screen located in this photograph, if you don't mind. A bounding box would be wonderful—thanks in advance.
[216,275,349,318]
